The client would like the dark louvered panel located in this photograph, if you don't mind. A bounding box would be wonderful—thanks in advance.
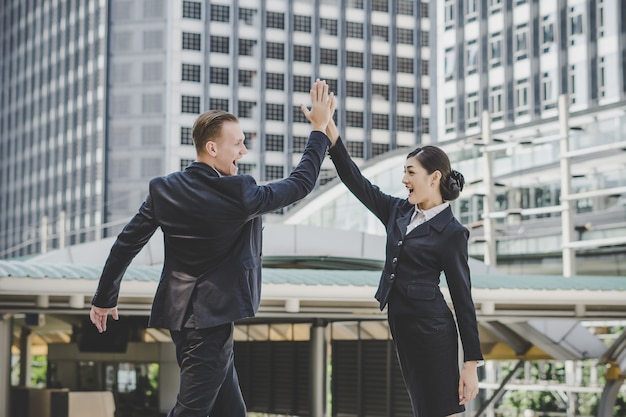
[331,340,359,417]
[362,341,390,417]
[294,342,311,416]
[249,342,272,411]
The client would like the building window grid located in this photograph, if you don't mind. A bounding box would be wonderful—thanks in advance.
[210,4,229,22]
[541,72,556,109]
[372,0,388,13]
[490,32,502,68]
[397,28,414,45]
[266,73,285,90]
[210,35,229,54]
[569,6,584,45]
[515,24,528,61]
[397,57,414,74]
[265,165,284,180]
[292,106,309,123]
[320,48,338,66]
[182,63,201,82]
[180,127,193,145]
[210,67,229,85]
[267,11,285,29]
[181,95,201,114]
[266,103,284,121]
[541,16,555,53]
[598,1,605,37]
[397,0,414,15]
[244,132,257,150]
[466,0,478,22]
[180,159,194,171]
[466,92,479,128]
[346,81,364,98]
[239,39,257,56]
[445,98,455,133]
[321,18,338,36]
[421,60,429,76]
[292,136,308,153]
[489,86,504,121]
[466,39,478,75]
[238,101,257,118]
[265,134,284,152]
[372,54,389,71]
[372,25,389,42]
[209,98,229,112]
[294,45,312,63]
[346,111,364,128]
[598,57,606,97]
[294,15,312,32]
[372,114,389,130]
[239,70,256,87]
[238,163,255,175]
[182,1,202,19]
[347,141,364,158]
[182,32,201,51]
[421,117,430,134]
[515,79,530,116]
[444,0,455,30]
[372,84,389,101]
[239,7,257,25]
[266,42,285,60]
[397,87,414,103]
[372,143,390,157]
[294,75,311,92]
[346,21,364,39]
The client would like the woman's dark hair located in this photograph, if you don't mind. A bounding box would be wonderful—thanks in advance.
[406,146,465,201]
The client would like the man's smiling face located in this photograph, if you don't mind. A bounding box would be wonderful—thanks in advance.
[211,121,248,176]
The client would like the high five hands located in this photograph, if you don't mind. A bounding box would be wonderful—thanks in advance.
[300,79,338,146]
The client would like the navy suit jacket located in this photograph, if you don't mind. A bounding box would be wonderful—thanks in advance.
[329,139,482,361]
[92,131,330,330]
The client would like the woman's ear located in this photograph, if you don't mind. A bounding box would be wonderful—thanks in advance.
[432,170,442,183]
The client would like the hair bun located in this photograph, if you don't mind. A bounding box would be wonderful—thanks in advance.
[447,170,465,193]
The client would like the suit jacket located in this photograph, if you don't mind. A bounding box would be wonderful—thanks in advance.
[92,131,330,330]
[329,139,482,361]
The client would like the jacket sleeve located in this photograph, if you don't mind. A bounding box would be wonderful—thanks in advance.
[91,194,159,308]
[327,137,399,227]
[242,130,331,216]
[441,225,483,362]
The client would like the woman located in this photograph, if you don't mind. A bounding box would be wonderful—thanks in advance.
[324,118,482,416]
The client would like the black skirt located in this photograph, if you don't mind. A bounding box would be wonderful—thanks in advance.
[388,314,464,417]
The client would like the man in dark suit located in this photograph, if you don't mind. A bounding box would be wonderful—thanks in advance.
[89,81,335,416]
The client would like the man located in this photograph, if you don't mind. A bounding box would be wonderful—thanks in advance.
[90,81,335,416]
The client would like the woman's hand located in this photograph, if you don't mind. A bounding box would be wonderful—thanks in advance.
[300,79,335,143]
[458,361,479,405]
[90,305,119,333]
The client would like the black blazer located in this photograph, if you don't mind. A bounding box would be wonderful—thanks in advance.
[329,139,482,361]
[92,131,330,330]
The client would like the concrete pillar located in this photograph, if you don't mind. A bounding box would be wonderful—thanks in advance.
[19,327,32,387]
[558,94,576,277]
[0,315,12,417]
[481,110,497,267]
[310,320,327,417]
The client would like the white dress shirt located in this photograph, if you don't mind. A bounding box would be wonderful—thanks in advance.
[406,202,450,234]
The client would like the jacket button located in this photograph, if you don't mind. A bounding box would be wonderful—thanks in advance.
[389,274,395,280]
[392,257,397,264]
[397,240,403,247]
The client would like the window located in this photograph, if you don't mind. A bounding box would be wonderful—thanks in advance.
[420,30,429,47]
[320,48,338,66]
[142,126,162,145]
[320,18,338,36]
[243,132,256,150]
[347,141,364,157]
[397,87,414,103]
[569,6,583,42]
[210,67,229,85]
[266,42,285,60]
[294,45,311,62]
[143,62,163,81]
[239,39,257,56]
[598,0,605,37]
[294,15,311,32]
[372,114,389,130]
[143,30,163,50]
[490,32,502,67]
[347,22,364,38]
[206,98,228,112]
[238,163,255,174]
[397,0,414,15]
[445,0,455,30]
[182,1,201,19]
[326,79,338,94]
[598,57,606,97]
[466,39,478,75]
[372,54,389,71]
[182,95,200,114]
[569,64,577,104]
[346,81,364,98]
[239,70,256,87]
[421,117,430,134]
[265,134,284,151]
[372,143,389,157]
[444,47,455,80]
[266,73,284,90]
[421,88,429,104]
[347,51,364,68]
[372,25,388,41]
[372,0,388,12]
[143,94,162,113]
[420,3,429,18]
[489,85,503,121]
[541,72,556,109]
[515,24,528,60]
[180,159,194,171]
[372,84,389,100]
[421,60,429,75]
[267,11,285,29]
[182,32,201,50]
[292,106,308,123]
[210,36,229,54]
[515,78,529,115]
[265,165,284,180]
[397,28,414,45]
[238,101,256,118]
[541,15,555,53]
[239,7,257,25]
[294,75,311,92]
[266,103,284,121]
[182,63,201,82]
[348,0,364,9]
[210,4,229,22]
[445,98,455,133]
[466,92,479,128]
[346,111,364,128]
[466,0,478,22]
[180,127,193,145]
[397,57,413,73]
[293,136,307,153]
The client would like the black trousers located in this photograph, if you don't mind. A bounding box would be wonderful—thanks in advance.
[167,323,246,417]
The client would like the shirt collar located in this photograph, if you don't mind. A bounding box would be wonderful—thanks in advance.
[415,201,450,222]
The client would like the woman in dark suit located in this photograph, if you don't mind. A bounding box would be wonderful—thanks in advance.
[323,117,483,416]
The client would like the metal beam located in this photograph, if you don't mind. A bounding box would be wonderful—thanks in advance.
[473,360,525,417]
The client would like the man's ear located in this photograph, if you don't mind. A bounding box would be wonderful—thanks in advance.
[205,141,217,156]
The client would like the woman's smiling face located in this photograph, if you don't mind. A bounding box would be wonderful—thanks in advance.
[402,156,441,208]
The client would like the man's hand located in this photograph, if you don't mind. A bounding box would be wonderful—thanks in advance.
[458,361,479,405]
[90,305,119,333]
[300,79,334,133]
